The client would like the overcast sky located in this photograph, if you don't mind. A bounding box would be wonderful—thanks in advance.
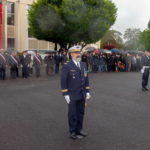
[111,0,150,34]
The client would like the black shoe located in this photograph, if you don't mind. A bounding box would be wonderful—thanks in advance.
[77,131,87,137]
[145,87,149,91]
[70,132,77,140]
[142,87,149,91]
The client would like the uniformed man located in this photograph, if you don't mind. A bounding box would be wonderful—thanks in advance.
[54,52,62,74]
[61,51,68,64]
[61,46,91,140]
[0,48,7,80]
[19,51,31,79]
[7,51,19,79]
[33,51,42,77]
[44,53,55,76]
[141,50,150,91]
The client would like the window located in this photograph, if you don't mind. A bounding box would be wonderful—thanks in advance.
[7,2,15,25]
[7,38,15,50]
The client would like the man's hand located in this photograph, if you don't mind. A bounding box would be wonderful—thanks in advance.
[64,95,70,104]
[86,93,91,100]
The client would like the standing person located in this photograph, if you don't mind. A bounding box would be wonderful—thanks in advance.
[126,53,132,72]
[20,51,31,79]
[87,53,93,72]
[131,55,137,71]
[141,50,150,91]
[136,55,142,71]
[0,48,7,80]
[61,46,91,140]
[33,51,42,77]
[106,54,112,72]
[44,53,55,76]
[7,51,19,79]
[54,52,62,74]
[92,53,99,73]
[81,53,88,70]
[61,51,68,65]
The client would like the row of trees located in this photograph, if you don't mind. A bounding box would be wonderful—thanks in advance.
[28,0,150,51]
[28,0,117,50]
[101,20,150,51]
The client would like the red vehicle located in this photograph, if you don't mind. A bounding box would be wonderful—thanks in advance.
[0,1,2,49]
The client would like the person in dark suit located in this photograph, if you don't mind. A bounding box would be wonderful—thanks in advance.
[141,50,150,91]
[0,48,7,80]
[61,51,68,65]
[61,46,91,140]
[7,51,19,79]
[19,51,31,78]
[54,52,62,74]
[92,53,99,73]
[33,51,42,77]
[44,53,55,76]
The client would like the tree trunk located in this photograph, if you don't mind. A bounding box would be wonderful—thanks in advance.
[54,42,57,51]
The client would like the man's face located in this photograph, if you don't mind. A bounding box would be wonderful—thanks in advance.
[12,52,16,56]
[71,52,81,62]
[23,52,27,55]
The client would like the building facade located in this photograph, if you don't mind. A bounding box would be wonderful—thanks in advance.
[1,0,56,52]
[0,0,100,52]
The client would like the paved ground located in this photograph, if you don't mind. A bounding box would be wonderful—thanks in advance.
[0,72,150,150]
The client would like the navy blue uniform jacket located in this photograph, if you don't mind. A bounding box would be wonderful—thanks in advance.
[61,60,90,100]
[141,56,150,67]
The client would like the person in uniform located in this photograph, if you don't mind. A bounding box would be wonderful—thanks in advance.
[141,50,150,91]
[61,46,91,139]
[0,48,7,80]
[61,51,68,64]
[44,53,55,76]
[19,51,31,79]
[7,51,19,79]
[33,51,42,77]
[54,52,62,74]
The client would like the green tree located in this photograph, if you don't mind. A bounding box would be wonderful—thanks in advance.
[139,29,150,50]
[28,0,117,50]
[123,28,141,50]
[101,29,124,49]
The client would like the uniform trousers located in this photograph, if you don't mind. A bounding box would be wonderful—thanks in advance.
[142,68,150,88]
[0,68,6,80]
[55,63,60,74]
[46,65,54,76]
[10,66,18,79]
[22,66,29,78]
[34,66,41,77]
[68,99,85,134]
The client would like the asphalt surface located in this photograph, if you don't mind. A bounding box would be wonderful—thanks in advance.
[0,72,150,150]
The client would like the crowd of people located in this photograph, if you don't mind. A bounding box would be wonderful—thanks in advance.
[82,52,142,73]
[0,48,143,80]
